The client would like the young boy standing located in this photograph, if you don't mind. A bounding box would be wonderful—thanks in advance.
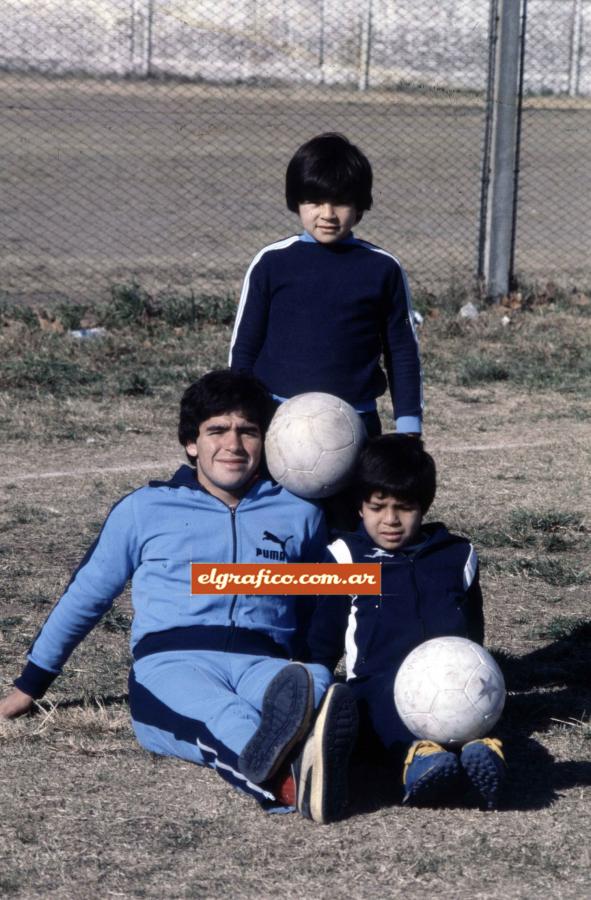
[229,133,422,438]
[307,435,506,809]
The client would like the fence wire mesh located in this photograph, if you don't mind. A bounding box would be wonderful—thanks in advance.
[0,0,588,307]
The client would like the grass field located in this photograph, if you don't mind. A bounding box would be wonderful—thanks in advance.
[0,285,589,898]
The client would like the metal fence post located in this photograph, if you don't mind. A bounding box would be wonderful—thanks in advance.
[480,0,523,300]
[358,0,373,91]
[130,0,153,78]
[319,0,326,85]
[568,0,583,97]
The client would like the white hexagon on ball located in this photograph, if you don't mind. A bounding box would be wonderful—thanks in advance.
[265,392,367,499]
[393,636,506,746]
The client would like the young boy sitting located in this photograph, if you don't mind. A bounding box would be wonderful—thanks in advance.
[306,434,506,809]
[229,132,422,439]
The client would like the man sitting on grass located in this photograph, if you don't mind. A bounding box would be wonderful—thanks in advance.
[0,369,357,824]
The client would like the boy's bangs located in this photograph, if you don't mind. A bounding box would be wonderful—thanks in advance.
[360,481,416,505]
[299,178,356,206]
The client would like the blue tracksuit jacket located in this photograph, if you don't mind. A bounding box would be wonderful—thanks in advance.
[307,522,484,680]
[15,465,328,699]
[229,233,423,433]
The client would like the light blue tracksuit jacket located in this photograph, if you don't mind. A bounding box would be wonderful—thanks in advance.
[14,466,332,804]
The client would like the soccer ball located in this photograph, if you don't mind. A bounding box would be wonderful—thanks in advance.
[265,392,366,499]
[393,636,506,746]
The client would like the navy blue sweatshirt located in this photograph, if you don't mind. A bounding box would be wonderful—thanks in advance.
[229,234,422,433]
[307,522,484,680]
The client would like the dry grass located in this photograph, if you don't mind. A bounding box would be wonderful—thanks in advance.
[0,297,590,898]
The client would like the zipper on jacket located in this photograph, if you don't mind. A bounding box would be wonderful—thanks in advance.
[225,506,239,648]
[409,557,426,642]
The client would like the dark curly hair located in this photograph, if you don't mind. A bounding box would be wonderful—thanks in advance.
[178,369,274,466]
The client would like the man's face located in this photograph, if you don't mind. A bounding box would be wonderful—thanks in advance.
[360,492,423,551]
[185,411,263,505]
[297,200,360,244]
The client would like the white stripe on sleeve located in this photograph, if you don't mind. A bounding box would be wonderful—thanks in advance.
[463,544,478,591]
[327,537,353,564]
[228,235,300,364]
[328,539,360,679]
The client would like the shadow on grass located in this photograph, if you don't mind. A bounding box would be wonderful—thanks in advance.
[492,620,591,691]
[34,693,129,714]
[348,733,591,816]
[349,765,402,815]
[499,736,591,812]
[488,622,590,810]
[502,685,590,733]
[491,623,591,810]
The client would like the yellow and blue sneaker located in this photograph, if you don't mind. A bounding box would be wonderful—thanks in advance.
[402,740,462,806]
[460,737,506,810]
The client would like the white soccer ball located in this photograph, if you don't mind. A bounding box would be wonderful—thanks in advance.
[394,636,506,746]
[265,392,367,499]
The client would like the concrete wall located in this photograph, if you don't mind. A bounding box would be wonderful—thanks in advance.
[0,0,588,95]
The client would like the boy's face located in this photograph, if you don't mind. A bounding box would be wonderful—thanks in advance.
[360,492,423,551]
[185,410,263,505]
[298,201,360,243]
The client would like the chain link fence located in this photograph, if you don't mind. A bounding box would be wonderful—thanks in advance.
[0,0,589,307]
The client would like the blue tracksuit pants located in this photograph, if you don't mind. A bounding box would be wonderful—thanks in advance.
[129,651,333,806]
[348,670,415,770]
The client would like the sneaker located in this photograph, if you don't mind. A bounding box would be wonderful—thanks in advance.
[292,683,358,824]
[238,663,313,785]
[402,740,462,806]
[460,737,506,810]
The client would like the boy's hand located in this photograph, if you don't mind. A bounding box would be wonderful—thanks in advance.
[0,687,35,720]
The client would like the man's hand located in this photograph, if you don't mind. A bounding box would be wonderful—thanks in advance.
[0,687,35,720]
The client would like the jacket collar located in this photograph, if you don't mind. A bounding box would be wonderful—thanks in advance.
[149,465,283,503]
[149,464,200,490]
[343,520,456,558]
[300,231,358,245]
